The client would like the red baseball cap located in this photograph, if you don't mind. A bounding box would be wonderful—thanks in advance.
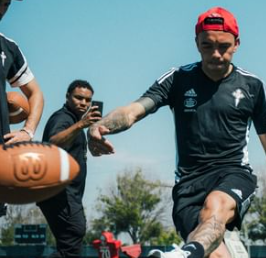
[195,7,239,38]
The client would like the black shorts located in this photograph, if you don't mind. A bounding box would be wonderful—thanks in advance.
[172,168,257,240]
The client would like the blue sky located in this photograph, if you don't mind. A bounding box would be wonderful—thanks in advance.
[2,0,266,216]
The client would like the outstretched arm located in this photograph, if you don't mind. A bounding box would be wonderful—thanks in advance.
[88,97,156,156]
[49,106,101,149]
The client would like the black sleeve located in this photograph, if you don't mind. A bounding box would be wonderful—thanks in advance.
[252,82,266,135]
[42,112,74,142]
[141,68,176,112]
[5,38,28,82]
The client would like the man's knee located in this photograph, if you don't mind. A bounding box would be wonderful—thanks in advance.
[200,191,236,224]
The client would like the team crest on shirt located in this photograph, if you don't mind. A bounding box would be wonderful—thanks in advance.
[184,88,197,111]
[232,89,245,107]
[0,51,6,66]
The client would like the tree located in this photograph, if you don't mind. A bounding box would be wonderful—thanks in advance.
[88,168,178,244]
[150,228,182,246]
[0,205,29,245]
[243,195,266,243]
[242,168,266,244]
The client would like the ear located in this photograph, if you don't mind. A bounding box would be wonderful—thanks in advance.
[233,38,240,53]
[195,36,200,51]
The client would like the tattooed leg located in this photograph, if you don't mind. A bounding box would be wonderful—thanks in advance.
[187,191,236,257]
[188,215,225,256]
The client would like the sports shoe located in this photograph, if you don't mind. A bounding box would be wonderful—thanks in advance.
[148,244,190,258]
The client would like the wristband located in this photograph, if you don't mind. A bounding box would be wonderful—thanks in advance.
[20,128,34,140]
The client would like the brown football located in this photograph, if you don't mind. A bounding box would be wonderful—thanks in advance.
[0,141,80,204]
[7,91,30,124]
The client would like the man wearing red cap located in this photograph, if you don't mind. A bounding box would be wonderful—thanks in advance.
[87,7,265,258]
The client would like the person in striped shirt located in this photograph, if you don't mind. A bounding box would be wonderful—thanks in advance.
[0,0,43,144]
[0,0,44,216]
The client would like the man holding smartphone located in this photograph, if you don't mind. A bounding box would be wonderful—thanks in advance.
[38,79,102,258]
[91,100,103,116]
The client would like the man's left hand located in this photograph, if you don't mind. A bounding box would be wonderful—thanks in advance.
[4,130,32,145]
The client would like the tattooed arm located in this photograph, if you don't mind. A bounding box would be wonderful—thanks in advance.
[87,97,156,156]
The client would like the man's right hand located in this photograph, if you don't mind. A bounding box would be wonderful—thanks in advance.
[81,106,102,128]
[87,100,150,156]
[87,125,115,156]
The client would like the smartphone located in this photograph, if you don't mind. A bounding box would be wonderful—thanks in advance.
[91,100,103,115]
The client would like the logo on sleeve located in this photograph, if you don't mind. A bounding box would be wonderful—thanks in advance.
[232,89,245,107]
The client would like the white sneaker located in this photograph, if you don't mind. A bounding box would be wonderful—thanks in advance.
[148,244,190,258]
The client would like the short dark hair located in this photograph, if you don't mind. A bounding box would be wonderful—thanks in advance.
[66,79,94,96]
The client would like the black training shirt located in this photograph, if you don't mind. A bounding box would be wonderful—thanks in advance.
[142,62,266,179]
[42,105,87,200]
[0,33,34,142]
